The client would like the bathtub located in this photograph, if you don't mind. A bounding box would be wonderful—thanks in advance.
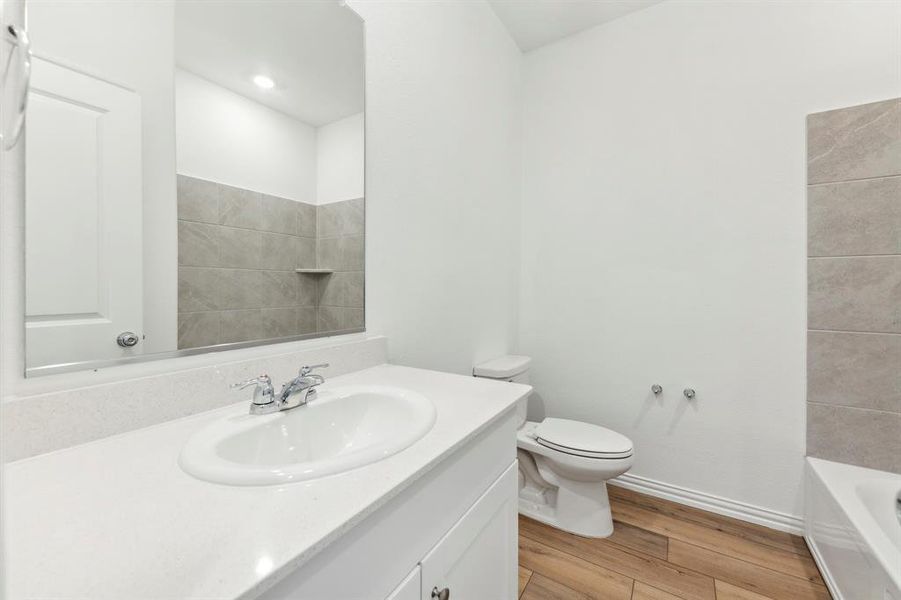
[806,457,901,600]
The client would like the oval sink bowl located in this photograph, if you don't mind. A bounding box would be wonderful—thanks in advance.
[179,384,436,486]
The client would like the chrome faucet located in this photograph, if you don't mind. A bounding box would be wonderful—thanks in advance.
[278,363,328,408]
[232,363,329,415]
[231,375,276,414]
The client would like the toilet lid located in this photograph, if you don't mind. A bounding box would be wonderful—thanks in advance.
[535,418,633,459]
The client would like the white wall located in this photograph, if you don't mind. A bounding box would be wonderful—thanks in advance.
[317,112,364,204]
[520,0,901,518]
[348,0,522,375]
[175,69,317,203]
[26,0,177,354]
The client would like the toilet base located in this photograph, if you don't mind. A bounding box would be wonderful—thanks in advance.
[517,479,614,538]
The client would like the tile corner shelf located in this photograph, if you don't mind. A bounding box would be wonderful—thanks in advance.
[295,268,334,274]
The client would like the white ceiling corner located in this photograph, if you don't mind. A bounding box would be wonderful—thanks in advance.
[488,0,664,52]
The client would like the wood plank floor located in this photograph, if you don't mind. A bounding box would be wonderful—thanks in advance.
[518,486,830,600]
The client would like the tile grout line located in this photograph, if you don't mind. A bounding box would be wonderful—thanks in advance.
[807,173,901,187]
[178,217,318,239]
[178,266,322,273]
[806,401,901,416]
[807,328,901,336]
[808,254,901,259]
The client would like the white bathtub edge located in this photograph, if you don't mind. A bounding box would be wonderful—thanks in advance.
[805,532,846,600]
[805,456,901,599]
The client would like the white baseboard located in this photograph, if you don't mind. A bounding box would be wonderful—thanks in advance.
[609,472,804,535]
[804,535,844,600]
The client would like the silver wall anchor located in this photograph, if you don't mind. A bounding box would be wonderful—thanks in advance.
[683,388,696,399]
[651,384,663,395]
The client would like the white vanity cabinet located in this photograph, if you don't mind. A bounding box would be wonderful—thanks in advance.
[385,464,517,600]
[419,463,518,599]
[386,566,421,600]
[259,411,519,600]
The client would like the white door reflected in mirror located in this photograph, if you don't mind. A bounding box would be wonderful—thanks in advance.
[25,57,144,368]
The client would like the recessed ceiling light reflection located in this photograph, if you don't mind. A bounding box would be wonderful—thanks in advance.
[253,75,275,90]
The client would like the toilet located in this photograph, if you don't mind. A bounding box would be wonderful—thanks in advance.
[474,355,633,538]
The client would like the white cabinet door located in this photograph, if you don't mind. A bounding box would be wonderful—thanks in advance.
[420,462,518,600]
[25,56,144,369]
[387,565,421,600]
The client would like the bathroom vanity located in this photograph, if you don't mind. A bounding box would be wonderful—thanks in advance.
[4,364,530,599]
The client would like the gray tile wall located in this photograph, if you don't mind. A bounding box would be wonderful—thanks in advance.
[177,176,364,349]
[316,198,365,332]
[806,98,901,473]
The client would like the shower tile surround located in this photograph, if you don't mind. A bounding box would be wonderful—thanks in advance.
[177,175,364,348]
[806,98,901,473]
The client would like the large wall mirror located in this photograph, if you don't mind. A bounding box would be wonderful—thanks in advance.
[23,1,365,376]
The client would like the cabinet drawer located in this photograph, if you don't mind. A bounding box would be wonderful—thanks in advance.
[420,462,518,600]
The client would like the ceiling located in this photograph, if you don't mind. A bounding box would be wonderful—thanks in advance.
[175,0,364,127]
[488,0,663,52]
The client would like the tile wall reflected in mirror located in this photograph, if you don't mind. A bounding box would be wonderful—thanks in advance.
[177,177,364,349]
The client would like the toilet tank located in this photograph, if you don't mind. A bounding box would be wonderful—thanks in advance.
[473,356,531,426]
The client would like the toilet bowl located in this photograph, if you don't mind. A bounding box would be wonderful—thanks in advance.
[474,356,634,538]
[517,420,633,537]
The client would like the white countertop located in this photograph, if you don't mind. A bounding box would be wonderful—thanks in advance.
[5,364,530,599]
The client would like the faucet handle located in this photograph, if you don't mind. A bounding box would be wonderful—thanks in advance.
[298,363,329,377]
[231,374,275,406]
[231,374,273,390]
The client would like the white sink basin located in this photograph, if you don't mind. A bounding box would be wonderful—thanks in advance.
[179,384,436,486]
